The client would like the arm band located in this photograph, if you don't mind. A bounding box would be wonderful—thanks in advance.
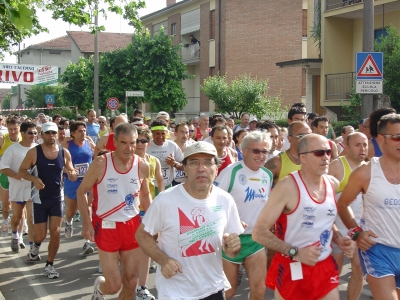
[348,226,363,241]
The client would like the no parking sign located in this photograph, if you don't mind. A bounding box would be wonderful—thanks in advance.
[107,97,119,110]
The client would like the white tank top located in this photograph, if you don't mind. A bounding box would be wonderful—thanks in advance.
[93,152,141,222]
[363,157,400,248]
[276,171,337,261]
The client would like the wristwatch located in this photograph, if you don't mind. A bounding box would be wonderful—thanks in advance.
[288,246,298,259]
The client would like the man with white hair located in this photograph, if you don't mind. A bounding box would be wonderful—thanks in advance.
[215,131,273,300]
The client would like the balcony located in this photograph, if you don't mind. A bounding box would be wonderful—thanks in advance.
[325,72,355,100]
[181,43,200,65]
[326,0,363,11]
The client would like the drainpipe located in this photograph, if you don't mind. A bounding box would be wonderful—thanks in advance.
[218,0,221,72]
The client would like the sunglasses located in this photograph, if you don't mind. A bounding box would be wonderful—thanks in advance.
[380,134,400,142]
[44,131,57,135]
[300,149,332,157]
[26,131,37,135]
[247,148,268,155]
[98,121,105,123]
[136,139,149,144]
[189,130,194,133]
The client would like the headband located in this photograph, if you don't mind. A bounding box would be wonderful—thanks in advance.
[151,126,168,131]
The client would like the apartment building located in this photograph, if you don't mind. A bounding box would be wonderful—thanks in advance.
[141,0,309,116]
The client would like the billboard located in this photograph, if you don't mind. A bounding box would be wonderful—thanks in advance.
[0,63,58,86]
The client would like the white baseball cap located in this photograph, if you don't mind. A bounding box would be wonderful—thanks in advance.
[156,111,170,119]
[183,141,217,159]
[249,117,258,123]
[41,122,58,132]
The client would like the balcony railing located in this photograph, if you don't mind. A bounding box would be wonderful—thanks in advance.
[325,72,355,100]
[181,43,200,64]
[326,0,363,11]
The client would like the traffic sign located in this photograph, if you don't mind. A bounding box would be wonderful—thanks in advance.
[16,104,23,109]
[107,97,119,110]
[356,52,383,80]
[126,91,144,97]
[47,103,54,109]
[45,94,55,104]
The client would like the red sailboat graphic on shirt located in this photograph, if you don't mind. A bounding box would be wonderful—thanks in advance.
[178,207,219,257]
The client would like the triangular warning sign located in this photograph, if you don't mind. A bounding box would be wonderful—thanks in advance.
[357,54,382,77]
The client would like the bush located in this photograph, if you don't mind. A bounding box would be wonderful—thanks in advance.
[331,120,360,137]
[274,119,289,128]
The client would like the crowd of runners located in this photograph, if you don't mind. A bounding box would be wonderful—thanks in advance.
[0,104,399,300]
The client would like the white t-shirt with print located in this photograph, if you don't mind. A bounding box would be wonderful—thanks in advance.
[214,161,273,234]
[142,184,244,299]
[146,140,184,187]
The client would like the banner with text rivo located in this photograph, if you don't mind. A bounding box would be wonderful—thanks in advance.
[0,63,59,86]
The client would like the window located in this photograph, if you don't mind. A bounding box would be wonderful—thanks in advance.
[374,28,388,41]
[171,23,176,36]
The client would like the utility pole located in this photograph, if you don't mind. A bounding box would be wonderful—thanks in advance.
[361,0,374,118]
[18,42,22,105]
[94,1,99,115]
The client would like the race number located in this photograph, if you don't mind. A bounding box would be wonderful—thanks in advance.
[75,163,89,178]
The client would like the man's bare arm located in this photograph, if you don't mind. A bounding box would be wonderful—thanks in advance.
[155,158,165,193]
[264,155,281,185]
[139,158,152,212]
[94,135,108,157]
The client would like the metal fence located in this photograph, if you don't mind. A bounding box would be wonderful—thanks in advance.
[325,72,355,100]
[326,0,363,11]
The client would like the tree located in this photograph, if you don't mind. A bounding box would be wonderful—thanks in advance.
[60,57,94,112]
[0,0,145,58]
[201,74,286,119]
[130,29,189,112]
[24,85,64,108]
[374,25,400,111]
[60,28,190,114]
[2,93,11,109]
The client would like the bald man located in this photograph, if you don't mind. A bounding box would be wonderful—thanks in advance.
[94,114,128,156]
[254,134,356,300]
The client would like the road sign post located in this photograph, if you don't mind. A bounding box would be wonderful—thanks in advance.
[45,94,55,105]
[125,91,144,115]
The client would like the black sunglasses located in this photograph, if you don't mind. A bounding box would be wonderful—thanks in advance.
[300,149,332,157]
[44,131,57,135]
[136,139,149,144]
[26,131,37,135]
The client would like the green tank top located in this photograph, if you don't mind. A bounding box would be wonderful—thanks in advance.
[277,151,301,181]
[0,133,20,157]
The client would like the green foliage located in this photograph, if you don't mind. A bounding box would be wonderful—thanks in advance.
[0,0,145,58]
[331,120,360,137]
[340,87,361,120]
[130,29,189,112]
[374,25,400,111]
[24,85,64,108]
[201,74,286,119]
[310,0,321,54]
[60,28,189,114]
[60,57,94,112]
[2,93,11,109]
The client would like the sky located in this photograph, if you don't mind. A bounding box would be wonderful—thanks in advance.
[1,0,182,87]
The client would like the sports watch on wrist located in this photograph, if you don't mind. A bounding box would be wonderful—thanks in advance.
[288,246,298,259]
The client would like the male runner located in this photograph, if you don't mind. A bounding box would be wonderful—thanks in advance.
[86,109,100,144]
[136,141,243,299]
[0,117,21,236]
[215,131,273,300]
[94,114,128,156]
[253,134,355,300]
[77,123,152,299]
[336,125,355,156]
[312,116,339,159]
[172,122,194,186]
[19,122,77,278]
[210,125,237,175]
[0,121,37,252]
[328,132,367,300]
[338,114,400,300]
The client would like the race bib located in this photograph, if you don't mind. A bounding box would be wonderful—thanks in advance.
[102,220,116,229]
[175,169,185,180]
[75,163,89,178]
[161,167,170,182]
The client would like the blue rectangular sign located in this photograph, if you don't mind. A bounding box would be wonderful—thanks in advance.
[356,52,383,80]
[45,94,55,104]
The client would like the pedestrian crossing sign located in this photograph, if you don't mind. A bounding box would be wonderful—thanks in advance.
[356,52,383,80]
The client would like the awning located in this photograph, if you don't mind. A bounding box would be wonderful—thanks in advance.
[276,58,322,69]
[181,9,200,35]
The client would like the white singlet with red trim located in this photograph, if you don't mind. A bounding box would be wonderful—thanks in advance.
[93,152,141,222]
[275,171,337,261]
[363,157,400,248]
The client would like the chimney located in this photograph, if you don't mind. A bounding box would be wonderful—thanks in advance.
[167,0,176,6]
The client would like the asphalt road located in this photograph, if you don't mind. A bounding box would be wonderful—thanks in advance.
[0,218,373,300]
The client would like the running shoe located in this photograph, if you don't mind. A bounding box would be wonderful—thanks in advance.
[92,276,106,300]
[44,265,59,279]
[27,251,41,262]
[22,224,28,236]
[19,239,26,249]
[149,260,156,270]
[64,223,73,238]
[1,222,9,237]
[98,263,102,273]
[73,211,81,222]
[136,286,155,300]
[11,238,20,253]
[82,241,94,255]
